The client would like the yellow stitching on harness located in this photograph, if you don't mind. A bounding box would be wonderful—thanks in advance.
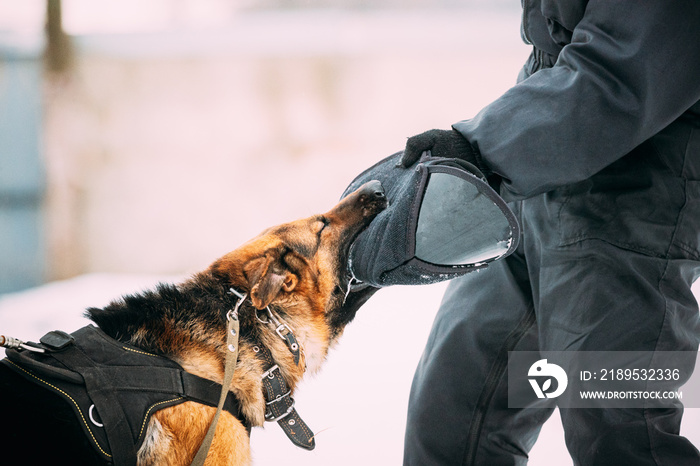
[122,346,158,357]
[139,397,185,439]
[5,359,112,458]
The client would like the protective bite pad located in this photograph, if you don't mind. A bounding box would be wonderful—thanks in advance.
[342,151,520,287]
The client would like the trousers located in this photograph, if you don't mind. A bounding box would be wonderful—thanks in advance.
[404,118,700,465]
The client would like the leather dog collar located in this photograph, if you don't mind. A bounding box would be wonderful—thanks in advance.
[255,342,316,450]
[224,287,315,450]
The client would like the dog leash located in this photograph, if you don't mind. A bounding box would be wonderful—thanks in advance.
[190,289,245,466]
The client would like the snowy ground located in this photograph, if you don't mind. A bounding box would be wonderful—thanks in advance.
[1,274,698,465]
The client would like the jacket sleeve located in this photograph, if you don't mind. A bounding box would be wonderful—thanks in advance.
[453,0,700,201]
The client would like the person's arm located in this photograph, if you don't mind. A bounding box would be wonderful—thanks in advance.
[454,0,700,201]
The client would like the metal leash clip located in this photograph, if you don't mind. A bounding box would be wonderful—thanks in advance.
[260,307,294,342]
[227,288,247,322]
[0,334,46,353]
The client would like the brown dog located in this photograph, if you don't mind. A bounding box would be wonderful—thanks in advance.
[0,180,386,465]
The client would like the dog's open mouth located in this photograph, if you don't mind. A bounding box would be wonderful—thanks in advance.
[323,180,387,332]
[337,180,387,296]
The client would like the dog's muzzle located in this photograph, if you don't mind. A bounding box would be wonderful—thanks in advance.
[328,179,387,230]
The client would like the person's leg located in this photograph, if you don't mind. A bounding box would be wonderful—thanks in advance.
[404,232,555,466]
[532,238,700,465]
[525,118,700,465]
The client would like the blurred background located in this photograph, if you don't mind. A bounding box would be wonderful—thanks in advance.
[0,1,697,465]
[0,0,524,291]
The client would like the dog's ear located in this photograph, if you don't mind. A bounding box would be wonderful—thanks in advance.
[244,252,297,309]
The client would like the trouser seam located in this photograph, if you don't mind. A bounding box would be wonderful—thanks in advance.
[645,257,673,466]
[461,304,537,466]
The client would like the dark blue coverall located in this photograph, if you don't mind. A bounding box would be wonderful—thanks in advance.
[404,1,700,464]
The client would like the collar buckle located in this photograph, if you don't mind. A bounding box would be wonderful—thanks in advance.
[261,364,279,380]
[275,323,291,340]
[265,401,295,422]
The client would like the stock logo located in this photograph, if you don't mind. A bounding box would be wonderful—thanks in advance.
[528,359,568,399]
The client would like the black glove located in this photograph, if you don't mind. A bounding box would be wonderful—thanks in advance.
[401,128,502,191]
[400,128,481,169]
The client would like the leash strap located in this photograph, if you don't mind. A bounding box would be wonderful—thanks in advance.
[191,293,244,466]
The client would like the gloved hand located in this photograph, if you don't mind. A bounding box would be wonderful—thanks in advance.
[400,128,482,168]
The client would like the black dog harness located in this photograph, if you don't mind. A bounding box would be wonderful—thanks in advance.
[1,325,249,466]
[2,289,316,465]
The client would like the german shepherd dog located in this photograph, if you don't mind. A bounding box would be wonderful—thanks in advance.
[0,180,386,465]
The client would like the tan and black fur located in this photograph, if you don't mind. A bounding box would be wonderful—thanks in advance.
[1,181,386,465]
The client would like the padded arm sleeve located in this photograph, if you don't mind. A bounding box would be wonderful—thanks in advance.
[453,0,700,201]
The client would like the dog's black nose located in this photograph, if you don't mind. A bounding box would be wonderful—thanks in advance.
[331,180,387,222]
[360,180,385,200]
[357,180,387,215]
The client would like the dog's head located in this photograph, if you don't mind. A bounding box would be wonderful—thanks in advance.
[210,180,386,335]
